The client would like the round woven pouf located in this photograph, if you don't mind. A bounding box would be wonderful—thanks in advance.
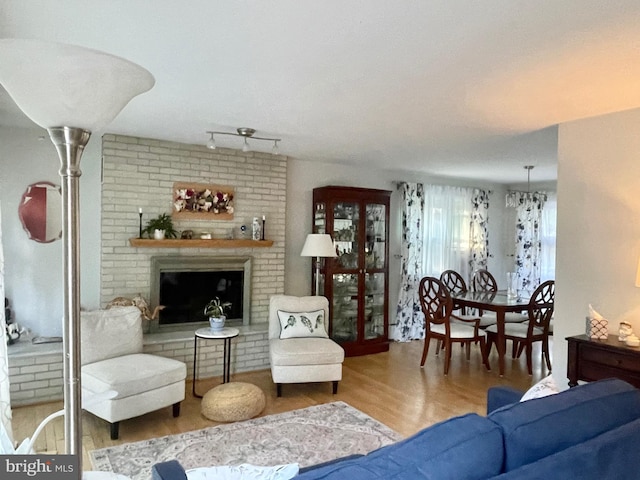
[201,382,266,422]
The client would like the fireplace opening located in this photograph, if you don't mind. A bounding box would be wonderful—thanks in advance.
[149,256,252,332]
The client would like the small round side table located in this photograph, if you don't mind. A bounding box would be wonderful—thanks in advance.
[193,326,240,398]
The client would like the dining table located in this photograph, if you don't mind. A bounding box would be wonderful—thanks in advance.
[451,290,530,376]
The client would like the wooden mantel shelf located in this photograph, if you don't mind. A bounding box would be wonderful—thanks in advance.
[129,238,274,248]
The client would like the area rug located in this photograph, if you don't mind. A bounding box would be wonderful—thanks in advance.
[90,401,402,480]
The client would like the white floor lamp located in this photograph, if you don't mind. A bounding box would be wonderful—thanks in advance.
[300,234,337,295]
[0,39,154,474]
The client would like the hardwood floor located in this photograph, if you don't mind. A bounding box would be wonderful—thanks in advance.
[12,338,552,469]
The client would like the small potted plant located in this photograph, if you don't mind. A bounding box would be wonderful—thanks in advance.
[143,213,178,239]
[204,297,232,331]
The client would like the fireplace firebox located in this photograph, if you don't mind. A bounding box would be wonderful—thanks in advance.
[149,256,252,332]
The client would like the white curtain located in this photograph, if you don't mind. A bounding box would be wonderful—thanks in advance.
[540,192,557,282]
[423,185,474,282]
[393,183,425,341]
[0,201,13,445]
[507,191,547,293]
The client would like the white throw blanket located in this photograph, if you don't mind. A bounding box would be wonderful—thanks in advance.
[186,464,299,480]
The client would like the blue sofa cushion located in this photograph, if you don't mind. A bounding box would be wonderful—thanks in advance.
[295,413,504,480]
[488,378,640,472]
[490,417,640,479]
[152,460,187,480]
[486,385,523,414]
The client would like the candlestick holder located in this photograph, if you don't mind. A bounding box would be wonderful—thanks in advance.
[261,217,266,241]
[139,212,143,238]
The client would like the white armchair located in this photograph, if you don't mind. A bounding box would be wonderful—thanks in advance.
[268,295,345,397]
[81,306,186,439]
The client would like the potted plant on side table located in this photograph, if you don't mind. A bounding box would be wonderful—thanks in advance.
[204,297,232,331]
[144,213,178,240]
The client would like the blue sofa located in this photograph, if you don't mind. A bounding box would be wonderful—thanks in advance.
[152,378,640,480]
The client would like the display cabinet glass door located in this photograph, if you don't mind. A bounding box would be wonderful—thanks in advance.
[365,203,386,269]
[364,272,385,340]
[332,273,359,342]
[311,186,391,356]
[334,202,359,269]
[363,203,386,341]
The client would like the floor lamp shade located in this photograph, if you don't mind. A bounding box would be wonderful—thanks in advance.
[301,234,336,295]
[0,39,154,471]
[0,39,155,130]
[300,234,337,258]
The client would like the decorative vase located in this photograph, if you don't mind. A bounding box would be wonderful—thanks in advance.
[209,316,225,331]
[153,229,165,240]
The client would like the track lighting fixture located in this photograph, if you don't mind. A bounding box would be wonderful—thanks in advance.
[205,128,281,155]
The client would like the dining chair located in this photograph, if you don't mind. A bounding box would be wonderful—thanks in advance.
[440,269,468,296]
[418,276,491,375]
[472,269,527,325]
[439,269,483,357]
[471,269,498,292]
[485,280,555,375]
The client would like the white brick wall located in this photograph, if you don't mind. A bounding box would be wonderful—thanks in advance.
[100,134,287,321]
[8,327,270,406]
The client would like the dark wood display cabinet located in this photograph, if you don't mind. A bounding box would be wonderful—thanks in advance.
[312,186,391,356]
[567,334,640,388]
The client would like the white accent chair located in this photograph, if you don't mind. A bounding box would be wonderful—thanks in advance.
[81,306,186,439]
[268,295,345,397]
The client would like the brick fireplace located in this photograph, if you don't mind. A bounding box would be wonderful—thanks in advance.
[8,135,288,406]
[100,134,286,324]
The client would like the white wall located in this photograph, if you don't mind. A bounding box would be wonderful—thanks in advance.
[554,107,640,388]
[1,124,511,337]
[0,126,101,337]
[285,158,508,325]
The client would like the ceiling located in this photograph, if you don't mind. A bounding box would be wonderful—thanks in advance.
[2,1,640,184]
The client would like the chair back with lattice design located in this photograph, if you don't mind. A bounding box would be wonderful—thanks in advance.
[419,276,453,327]
[439,270,468,295]
[472,269,498,292]
[527,280,555,334]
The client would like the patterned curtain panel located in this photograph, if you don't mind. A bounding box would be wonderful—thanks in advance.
[469,188,490,284]
[393,183,425,342]
[507,191,547,293]
[0,202,13,444]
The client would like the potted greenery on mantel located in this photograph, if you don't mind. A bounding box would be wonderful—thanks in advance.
[143,213,178,239]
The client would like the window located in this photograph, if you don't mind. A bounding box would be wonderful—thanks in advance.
[423,185,473,280]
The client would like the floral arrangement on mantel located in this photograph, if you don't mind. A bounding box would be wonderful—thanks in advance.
[172,182,234,220]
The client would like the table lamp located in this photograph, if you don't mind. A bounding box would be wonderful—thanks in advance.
[0,39,154,472]
[300,234,337,295]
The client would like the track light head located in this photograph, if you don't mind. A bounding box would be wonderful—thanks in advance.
[206,132,216,150]
[205,128,281,154]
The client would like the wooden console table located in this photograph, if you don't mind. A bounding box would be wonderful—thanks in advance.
[567,334,640,388]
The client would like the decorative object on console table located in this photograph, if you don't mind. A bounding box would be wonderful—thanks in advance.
[566,334,640,388]
[312,186,391,357]
[261,215,266,241]
[586,304,608,339]
[173,182,234,220]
